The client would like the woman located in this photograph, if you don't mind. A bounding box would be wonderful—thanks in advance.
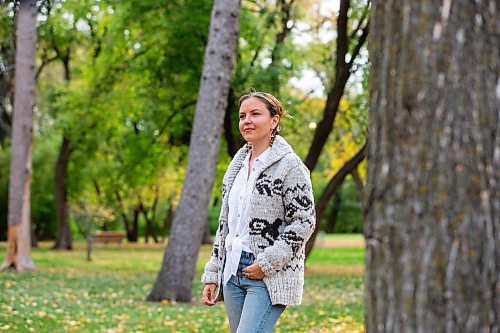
[201,92,315,333]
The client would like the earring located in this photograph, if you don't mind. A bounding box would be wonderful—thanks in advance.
[270,129,277,147]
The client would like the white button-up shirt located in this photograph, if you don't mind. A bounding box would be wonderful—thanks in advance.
[223,147,270,285]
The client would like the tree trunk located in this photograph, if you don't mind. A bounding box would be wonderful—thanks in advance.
[364,1,499,332]
[53,135,72,250]
[130,205,139,242]
[351,167,364,206]
[1,0,37,271]
[268,0,295,94]
[52,25,73,250]
[326,192,342,234]
[162,200,174,241]
[202,219,213,245]
[147,0,241,302]
[140,203,159,244]
[305,143,366,258]
[115,190,139,242]
[223,87,240,157]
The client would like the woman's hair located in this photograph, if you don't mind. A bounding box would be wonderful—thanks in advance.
[239,91,289,120]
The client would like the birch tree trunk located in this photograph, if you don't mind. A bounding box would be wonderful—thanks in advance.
[364,1,499,332]
[147,0,241,302]
[1,0,37,272]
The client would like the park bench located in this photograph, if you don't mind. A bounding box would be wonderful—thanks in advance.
[92,231,126,245]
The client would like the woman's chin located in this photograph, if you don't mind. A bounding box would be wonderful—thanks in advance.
[242,133,254,142]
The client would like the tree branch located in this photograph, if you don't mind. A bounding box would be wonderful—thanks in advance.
[35,55,58,81]
[348,21,369,69]
[335,0,350,74]
[305,143,367,258]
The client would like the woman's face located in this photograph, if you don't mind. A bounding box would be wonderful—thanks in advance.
[239,97,279,145]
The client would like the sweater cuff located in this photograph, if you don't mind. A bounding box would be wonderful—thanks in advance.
[256,252,277,277]
[201,271,218,285]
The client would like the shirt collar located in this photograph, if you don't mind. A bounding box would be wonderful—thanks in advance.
[242,146,271,169]
[254,146,271,165]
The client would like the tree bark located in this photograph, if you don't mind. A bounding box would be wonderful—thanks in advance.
[1,0,37,271]
[268,0,295,94]
[351,167,364,206]
[130,205,139,242]
[147,0,241,302]
[53,135,73,250]
[305,143,367,258]
[140,201,159,244]
[326,192,342,234]
[162,200,174,241]
[364,1,499,332]
[223,87,240,157]
[51,18,73,250]
[114,190,139,242]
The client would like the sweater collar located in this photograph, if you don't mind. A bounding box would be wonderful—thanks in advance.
[261,135,294,169]
[225,135,293,187]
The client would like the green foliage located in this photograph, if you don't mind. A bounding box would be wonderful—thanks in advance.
[0,235,364,332]
[323,177,364,234]
[0,0,370,243]
[31,135,59,240]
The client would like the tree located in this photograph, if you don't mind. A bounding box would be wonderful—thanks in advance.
[147,0,242,302]
[305,143,366,257]
[303,0,370,258]
[303,0,369,172]
[364,1,498,331]
[41,0,76,250]
[1,0,37,271]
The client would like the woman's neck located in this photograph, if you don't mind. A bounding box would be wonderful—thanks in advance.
[249,138,271,160]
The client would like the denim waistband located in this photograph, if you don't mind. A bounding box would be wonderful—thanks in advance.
[240,251,254,261]
[237,251,254,273]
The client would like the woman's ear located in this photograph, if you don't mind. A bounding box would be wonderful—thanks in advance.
[272,115,280,129]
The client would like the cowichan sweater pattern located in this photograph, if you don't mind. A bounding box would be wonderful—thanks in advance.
[201,136,316,306]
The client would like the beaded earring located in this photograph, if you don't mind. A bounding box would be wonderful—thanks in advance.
[270,124,281,147]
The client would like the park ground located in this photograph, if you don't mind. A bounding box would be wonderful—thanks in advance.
[0,234,365,333]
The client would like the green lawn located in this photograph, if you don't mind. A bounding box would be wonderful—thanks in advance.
[0,234,365,332]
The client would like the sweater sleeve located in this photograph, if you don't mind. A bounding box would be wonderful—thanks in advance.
[256,161,316,277]
[201,223,223,285]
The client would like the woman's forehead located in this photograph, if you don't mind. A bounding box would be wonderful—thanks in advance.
[239,97,268,111]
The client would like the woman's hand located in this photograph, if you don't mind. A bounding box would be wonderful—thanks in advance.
[202,283,217,306]
[242,260,266,280]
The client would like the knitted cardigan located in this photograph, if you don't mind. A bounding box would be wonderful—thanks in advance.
[201,136,316,306]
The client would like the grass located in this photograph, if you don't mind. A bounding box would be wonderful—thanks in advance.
[0,234,365,333]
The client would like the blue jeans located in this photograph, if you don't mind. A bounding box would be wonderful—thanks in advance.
[223,251,286,333]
